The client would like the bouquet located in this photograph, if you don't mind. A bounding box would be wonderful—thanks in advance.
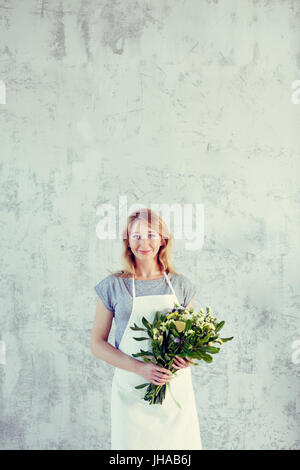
[130,303,234,407]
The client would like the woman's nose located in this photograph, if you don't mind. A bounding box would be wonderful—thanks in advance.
[139,238,151,247]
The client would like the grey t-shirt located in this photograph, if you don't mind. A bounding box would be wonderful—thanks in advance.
[94,273,197,349]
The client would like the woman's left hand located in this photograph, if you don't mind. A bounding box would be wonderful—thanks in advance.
[172,355,195,369]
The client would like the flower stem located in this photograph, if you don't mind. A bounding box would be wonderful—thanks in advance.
[166,382,182,408]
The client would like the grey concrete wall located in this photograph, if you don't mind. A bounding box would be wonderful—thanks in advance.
[0,0,299,450]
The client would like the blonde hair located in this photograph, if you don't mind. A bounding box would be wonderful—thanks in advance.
[107,207,180,278]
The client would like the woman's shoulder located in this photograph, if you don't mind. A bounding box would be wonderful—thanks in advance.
[171,272,197,293]
[93,272,126,311]
[171,272,193,283]
[94,270,133,290]
[107,270,132,279]
[171,272,197,307]
[94,275,112,296]
[95,272,124,287]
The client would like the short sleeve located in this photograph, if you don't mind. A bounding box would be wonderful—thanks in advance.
[182,276,197,308]
[94,276,114,313]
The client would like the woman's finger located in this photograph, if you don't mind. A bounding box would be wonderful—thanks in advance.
[155,373,170,382]
[152,380,163,385]
[175,355,186,365]
[156,368,171,377]
[173,358,185,369]
[185,356,195,363]
[177,356,191,368]
[172,361,180,369]
[172,359,181,368]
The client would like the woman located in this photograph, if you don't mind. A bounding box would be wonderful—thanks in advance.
[91,208,202,450]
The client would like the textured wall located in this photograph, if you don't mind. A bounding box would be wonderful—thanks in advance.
[0,0,300,450]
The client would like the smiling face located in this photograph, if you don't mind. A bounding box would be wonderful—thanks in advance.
[128,218,163,261]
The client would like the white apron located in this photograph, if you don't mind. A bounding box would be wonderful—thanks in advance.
[110,271,203,450]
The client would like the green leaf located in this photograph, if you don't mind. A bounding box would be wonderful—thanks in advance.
[184,319,193,333]
[142,317,152,331]
[170,325,180,337]
[133,337,150,341]
[215,321,225,333]
[130,323,147,331]
[199,334,211,345]
[193,351,204,360]
[132,350,154,357]
[201,346,220,354]
[220,336,234,342]
[209,335,218,341]
[153,311,162,329]
[201,353,213,363]
[135,383,150,389]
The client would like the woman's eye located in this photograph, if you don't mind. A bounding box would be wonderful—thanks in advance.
[130,233,158,239]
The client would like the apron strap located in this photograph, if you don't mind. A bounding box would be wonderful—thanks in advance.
[131,274,136,299]
[163,271,177,296]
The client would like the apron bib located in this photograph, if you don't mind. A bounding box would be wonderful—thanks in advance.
[111,271,202,450]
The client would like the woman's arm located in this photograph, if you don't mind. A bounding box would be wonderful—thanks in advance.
[91,299,172,385]
[90,299,143,375]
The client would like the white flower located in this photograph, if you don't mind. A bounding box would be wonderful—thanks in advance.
[183,313,194,320]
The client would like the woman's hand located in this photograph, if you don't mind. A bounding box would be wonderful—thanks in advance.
[172,355,195,369]
[138,362,172,386]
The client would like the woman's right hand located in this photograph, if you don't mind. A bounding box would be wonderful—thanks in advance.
[138,362,172,386]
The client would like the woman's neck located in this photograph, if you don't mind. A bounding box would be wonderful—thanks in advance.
[134,272,165,280]
[134,262,164,280]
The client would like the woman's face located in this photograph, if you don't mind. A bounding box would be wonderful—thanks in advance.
[128,219,162,261]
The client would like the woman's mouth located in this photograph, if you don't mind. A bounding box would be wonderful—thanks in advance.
[139,250,152,254]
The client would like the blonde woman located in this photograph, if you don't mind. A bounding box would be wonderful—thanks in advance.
[91,208,202,450]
